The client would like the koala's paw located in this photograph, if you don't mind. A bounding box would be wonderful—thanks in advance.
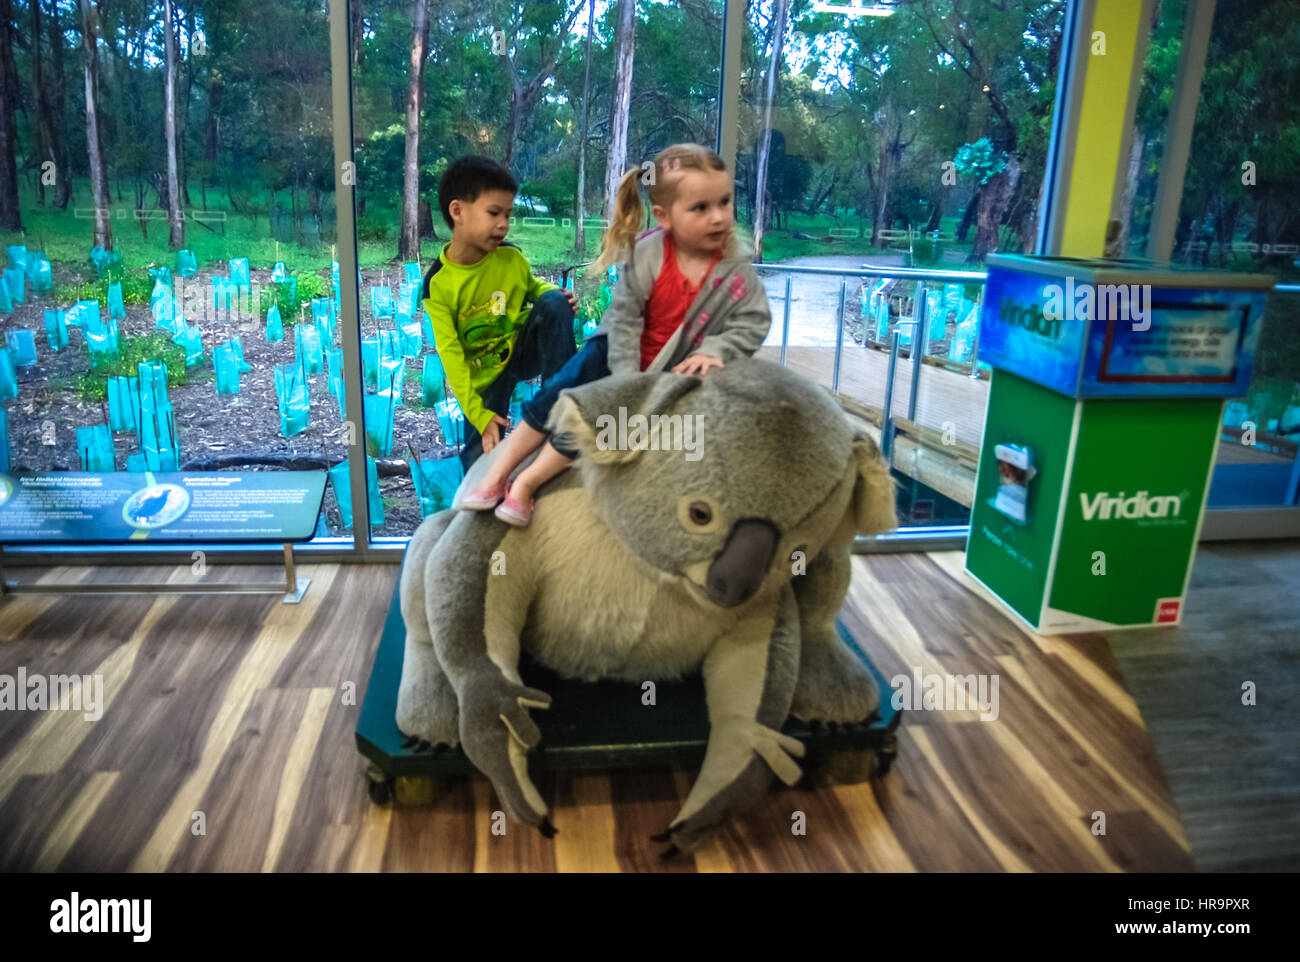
[395,663,461,750]
[790,630,881,725]
[459,672,554,830]
[654,723,805,858]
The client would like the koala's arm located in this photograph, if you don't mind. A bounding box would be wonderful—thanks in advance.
[426,516,553,830]
[660,586,804,854]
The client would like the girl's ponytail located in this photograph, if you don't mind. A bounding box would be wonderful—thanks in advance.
[591,167,647,274]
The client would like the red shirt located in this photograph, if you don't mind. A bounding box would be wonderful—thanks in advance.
[639,231,723,371]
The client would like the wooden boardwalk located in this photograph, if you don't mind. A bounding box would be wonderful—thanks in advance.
[0,554,1220,872]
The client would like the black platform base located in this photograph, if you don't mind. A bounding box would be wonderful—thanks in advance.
[356,574,901,804]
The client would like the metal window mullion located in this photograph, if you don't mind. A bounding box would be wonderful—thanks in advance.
[330,0,370,551]
[716,0,743,177]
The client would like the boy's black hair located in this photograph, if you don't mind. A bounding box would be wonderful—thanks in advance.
[438,156,518,230]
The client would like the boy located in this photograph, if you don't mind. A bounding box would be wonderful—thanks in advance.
[422,156,579,471]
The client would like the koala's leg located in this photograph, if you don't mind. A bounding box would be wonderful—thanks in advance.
[396,510,461,747]
[660,585,805,855]
[424,514,553,833]
[789,541,881,723]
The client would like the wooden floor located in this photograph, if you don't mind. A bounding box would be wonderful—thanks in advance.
[0,550,1252,872]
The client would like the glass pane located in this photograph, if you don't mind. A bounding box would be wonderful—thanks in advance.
[747,0,1065,528]
[0,0,345,546]
[351,0,724,537]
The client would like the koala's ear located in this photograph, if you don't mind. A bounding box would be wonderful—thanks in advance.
[850,429,898,535]
[549,371,705,465]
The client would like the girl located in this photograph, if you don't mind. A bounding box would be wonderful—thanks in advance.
[459,142,772,524]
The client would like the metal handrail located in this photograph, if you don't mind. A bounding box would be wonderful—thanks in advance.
[755,262,987,283]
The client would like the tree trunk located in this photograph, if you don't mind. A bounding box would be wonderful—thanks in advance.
[80,0,112,248]
[351,0,364,67]
[163,0,183,249]
[399,0,429,261]
[956,188,980,242]
[180,5,196,208]
[969,156,1021,263]
[31,0,53,207]
[752,0,789,262]
[47,0,71,208]
[602,0,636,225]
[573,0,594,256]
[0,0,20,230]
[1113,128,1144,257]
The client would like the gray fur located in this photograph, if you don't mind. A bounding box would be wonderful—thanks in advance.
[399,357,897,851]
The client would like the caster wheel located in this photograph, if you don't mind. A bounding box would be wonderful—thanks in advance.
[394,775,439,806]
[877,731,898,776]
[823,748,879,785]
[365,764,393,805]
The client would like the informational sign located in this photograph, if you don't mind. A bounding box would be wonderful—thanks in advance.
[0,470,326,544]
[979,254,1271,398]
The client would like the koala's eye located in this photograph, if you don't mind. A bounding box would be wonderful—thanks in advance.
[677,495,721,533]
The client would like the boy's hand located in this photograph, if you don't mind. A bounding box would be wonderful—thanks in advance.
[563,289,578,312]
[481,414,511,453]
[673,353,724,376]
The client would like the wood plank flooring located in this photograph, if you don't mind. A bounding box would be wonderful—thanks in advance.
[1,546,1267,872]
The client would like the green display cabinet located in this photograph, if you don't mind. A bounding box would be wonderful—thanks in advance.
[964,255,1273,632]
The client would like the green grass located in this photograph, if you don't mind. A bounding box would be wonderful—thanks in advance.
[49,331,203,403]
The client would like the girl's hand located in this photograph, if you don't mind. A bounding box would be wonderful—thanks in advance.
[563,289,579,311]
[673,353,724,376]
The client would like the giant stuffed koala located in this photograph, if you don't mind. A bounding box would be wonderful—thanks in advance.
[397,357,897,854]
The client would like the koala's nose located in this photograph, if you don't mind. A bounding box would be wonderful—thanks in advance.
[706,519,778,608]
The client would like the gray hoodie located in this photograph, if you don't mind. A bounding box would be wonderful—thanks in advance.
[594,227,772,376]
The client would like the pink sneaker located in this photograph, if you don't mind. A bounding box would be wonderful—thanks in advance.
[494,491,535,526]
[459,479,507,510]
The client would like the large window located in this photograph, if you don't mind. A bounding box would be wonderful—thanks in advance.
[0,0,345,537]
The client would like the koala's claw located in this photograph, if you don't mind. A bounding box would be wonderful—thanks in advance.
[415,738,433,752]
[649,830,671,843]
[401,734,420,749]
[659,844,682,861]
[538,817,558,839]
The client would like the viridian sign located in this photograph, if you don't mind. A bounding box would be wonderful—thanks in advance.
[965,255,1273,633]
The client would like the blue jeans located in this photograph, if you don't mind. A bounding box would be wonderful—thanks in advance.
[460,290,576,472]
[520,334,610,459]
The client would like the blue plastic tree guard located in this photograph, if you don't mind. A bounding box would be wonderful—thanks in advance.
[329,456,383,529]
[29,254,52,293]
[86,316,121,364]
[0,278,12,314]
[172,324,203,367]
[211,275,243,316]
[275,362,310,437]
[214,343,242,394]
[229,257,251,288]
[364,391,396,457]
[271,261,288,283]
[361,336,379,390]
[326,346,345,409]
[44,309,68,350]
[89,246,120,274]
[411,457,463,517]
[107,375,140,432]
[422,355,445,405]
[370,286,393,320]
[5,245,26,273]
[3,267,25,303]
[295,323,324,374]
[0,349,17,399]
[178,250,198,276]
[108,281,126,321]
[228,334,254,373]
[0,406,8,473]
[435,397,464,449]
[135,359,180,469]
[266,304,284,342]
[404,262,421,285]
[399,316,422,358]
[6,329,37,368]
[77,424,115,472]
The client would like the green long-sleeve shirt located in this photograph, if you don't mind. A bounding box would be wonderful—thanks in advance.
[421,241,559,434]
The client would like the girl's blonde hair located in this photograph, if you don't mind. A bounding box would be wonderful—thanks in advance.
[591,143,747,273]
